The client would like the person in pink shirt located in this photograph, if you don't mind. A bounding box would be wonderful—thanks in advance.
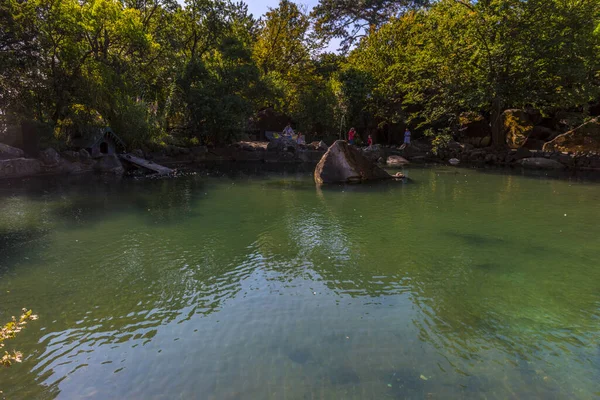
[348,128,356,145]
[367,134,373,147]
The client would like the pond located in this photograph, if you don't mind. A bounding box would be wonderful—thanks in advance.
[1,165,599,399]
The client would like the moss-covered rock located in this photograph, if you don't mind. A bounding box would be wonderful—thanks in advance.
[543,118,600,153]
[503,109,533,149]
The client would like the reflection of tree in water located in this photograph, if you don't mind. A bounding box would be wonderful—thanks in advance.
[268,177,600,389]
[2,169,600,398]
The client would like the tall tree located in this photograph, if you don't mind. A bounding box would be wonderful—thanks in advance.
[311,0,429,52]
[253,0,317,76]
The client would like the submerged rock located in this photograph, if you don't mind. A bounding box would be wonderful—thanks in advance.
[519,157,565,170]
[386,155,409,166]
[314,140,392,184]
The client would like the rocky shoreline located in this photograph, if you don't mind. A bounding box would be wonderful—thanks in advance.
[2,136,600,181]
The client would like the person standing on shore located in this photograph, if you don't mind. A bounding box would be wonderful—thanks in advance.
[401,128,411,149]
[348,128,356,145]
[367,134,373,147]
[283,123,294,137]
[297,132,305,145]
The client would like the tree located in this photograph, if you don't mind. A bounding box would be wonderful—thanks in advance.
[311,0,429,52]
[253,0,318,76]
[349,0,600,145]
[179,36,264,144]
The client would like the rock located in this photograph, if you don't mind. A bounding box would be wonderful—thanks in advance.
[552,111,586,133]
[267,137,297,153]
[61,150,81,162]
[449,158,460,166]
[543,118,600,154]
[297,150,324,163]
[459,112,492,148]
[513,147,532,160]
[0,143,25,160]
[39,148,61,167]
[386,155,410,166]
[61,160,92,174]
[132,149,144,158]
[307,141,318,149]
[519,157,565,170]
[79,149,92,163]
[361,144,385,161]
[191,146,208,154]
[307,141,321,150]
[503,109,534,149]
[0,158,42,179]
[530,126,558,141]
[522,138,546,150]
[240,142,256,151]
[94,154,124,174]
[165,145,189,157]
[447,141,463,151]
[231,141,261,152]
[314,140,392,184]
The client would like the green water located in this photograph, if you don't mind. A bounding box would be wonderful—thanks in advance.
[0,166,599,399]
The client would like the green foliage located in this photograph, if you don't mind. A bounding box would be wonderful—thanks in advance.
[1,0,599,149]
[180,36,264,144]
[424,128,452,155]
[311,0,429,52]
[349,0,600,145]
[1,309,38,368]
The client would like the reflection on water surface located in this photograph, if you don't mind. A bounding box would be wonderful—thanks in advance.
[0,166,599,399]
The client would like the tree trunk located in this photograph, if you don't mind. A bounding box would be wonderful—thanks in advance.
[490,98,505,147]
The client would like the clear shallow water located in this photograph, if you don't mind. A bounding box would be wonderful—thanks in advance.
[0,165,599,399]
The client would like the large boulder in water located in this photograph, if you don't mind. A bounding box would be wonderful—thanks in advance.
[314,140,392,184]
[543,118,600,153]
[0,143,25,160]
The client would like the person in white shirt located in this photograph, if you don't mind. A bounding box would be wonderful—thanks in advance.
[282,123,294,137]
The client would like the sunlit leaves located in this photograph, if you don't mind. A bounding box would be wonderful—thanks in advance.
[1,309,38,368]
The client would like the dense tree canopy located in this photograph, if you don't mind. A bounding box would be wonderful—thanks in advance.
[1,0,599,149]
[311,0,429,52]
